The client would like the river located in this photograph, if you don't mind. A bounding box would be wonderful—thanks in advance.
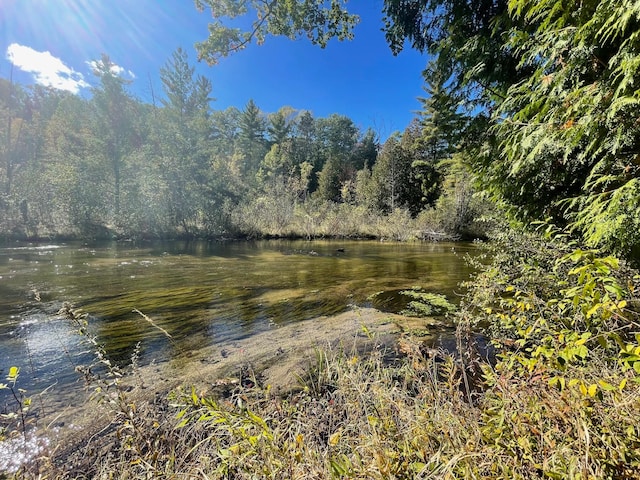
[1,239,479,420]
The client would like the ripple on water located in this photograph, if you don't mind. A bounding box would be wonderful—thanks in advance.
[0,430,50,474]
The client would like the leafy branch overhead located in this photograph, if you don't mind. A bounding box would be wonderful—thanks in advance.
[193,0,359,65]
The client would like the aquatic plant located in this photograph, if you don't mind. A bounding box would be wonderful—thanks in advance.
[399,288,456,317]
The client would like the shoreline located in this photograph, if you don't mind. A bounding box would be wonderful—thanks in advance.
[8,306,426,474]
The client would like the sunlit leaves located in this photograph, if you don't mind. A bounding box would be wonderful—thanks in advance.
[489,0,640,260]
[194,0,359,65]
[5,366,19,386]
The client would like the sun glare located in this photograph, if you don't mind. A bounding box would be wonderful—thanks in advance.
[12,0,154,67]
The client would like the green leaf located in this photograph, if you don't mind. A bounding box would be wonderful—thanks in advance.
[597,380,616,391]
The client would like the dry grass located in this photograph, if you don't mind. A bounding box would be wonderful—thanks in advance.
[6,323,640,479]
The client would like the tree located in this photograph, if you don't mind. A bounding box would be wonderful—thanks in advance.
[314,114,360,201]
[191,1,640,261]
[316,155,343,202]
[415,66,465,165]
[403,120,442,209]
[404,69,467,208]
[0,76,28,198]
[489,0,640,260]
[12,85,70,234]
[160,47,214,119]
[194,0,359,65]
[156,48,215,235]
[291,110,320,181]
[90,54,136,221]
[351,128,378,171]
[45,94,108,234]
[238,99,267,177]
[210,106,246,202]
[365,131,423,214]
[267,106,295,146]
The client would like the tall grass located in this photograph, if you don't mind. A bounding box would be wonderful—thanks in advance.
[227,195,488,241]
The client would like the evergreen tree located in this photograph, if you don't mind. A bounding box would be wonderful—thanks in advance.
[314,114,359,201]
[156,48,215,235]
[491,0,640,259]
[267,107,294,146]
[351,128,378,171]
[90,54,136,220]
[238,99,267,177]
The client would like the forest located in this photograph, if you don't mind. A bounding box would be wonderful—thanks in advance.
[0,48,486,243]
[2,0,640,265]
[2,0,640,478]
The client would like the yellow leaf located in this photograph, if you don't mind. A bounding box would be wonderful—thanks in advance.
[597,380,615,391]
[588,384,598,397]
[619,378,627,391]
[558,376,566,390]
[579,382,587,396]
[7,366,19,382]
[329,431,341,446]
[586,304,601,318]
[618,300,627,309]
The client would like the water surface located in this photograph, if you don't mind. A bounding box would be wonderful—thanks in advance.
[0,239,479,406]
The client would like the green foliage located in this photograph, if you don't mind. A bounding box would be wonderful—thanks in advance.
[160,47,213,118]
[194,0,359,65]
[90,54,138,221]
[399,288,456,317]
[362,129,425,215]
[186,0,640,261]
[153,48,216,237]
[462,228,640,478]
[1,65,401,240]
[315,156,343,202]
[485,0,640,260]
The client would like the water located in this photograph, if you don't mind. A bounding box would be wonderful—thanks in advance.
[0,239,479,413]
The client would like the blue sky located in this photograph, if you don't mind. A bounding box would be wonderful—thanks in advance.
[1,0,428,137]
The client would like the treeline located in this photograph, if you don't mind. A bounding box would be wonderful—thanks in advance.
[0,49,489,241]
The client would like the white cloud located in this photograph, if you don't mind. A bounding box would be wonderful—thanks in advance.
[86,59,135,80]
[6,43,89,93]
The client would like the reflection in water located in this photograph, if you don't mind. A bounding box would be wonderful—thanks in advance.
[0,240,481,406]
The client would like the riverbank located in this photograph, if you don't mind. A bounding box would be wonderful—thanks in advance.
[0,194,490,245]
[3,306,420,477]
[4,228,640,479]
